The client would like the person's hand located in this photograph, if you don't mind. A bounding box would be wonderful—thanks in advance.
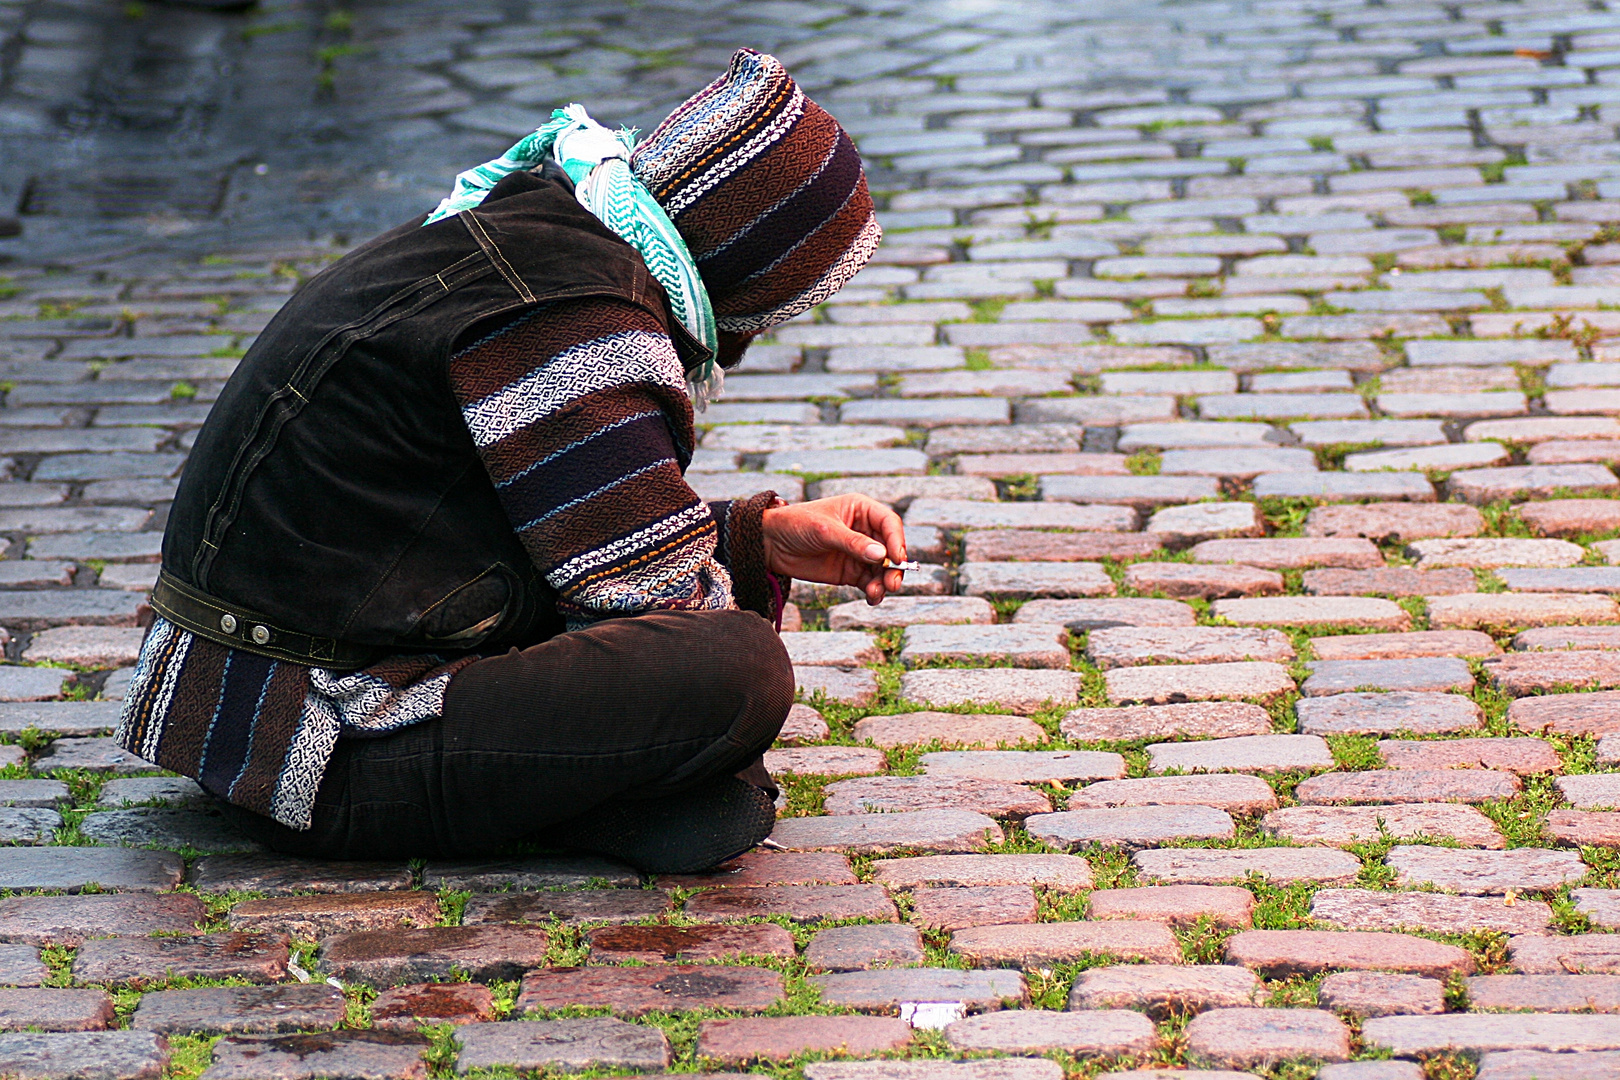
[761,494,906,606]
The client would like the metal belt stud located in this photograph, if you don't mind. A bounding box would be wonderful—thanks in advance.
[220,614,238,634]
[251,625,271,646]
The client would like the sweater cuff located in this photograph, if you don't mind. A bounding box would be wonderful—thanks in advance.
[715,490,783,622]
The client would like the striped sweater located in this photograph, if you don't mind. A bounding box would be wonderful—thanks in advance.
[119,297,779,829]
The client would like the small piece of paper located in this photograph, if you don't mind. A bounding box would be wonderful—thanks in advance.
[899,1001,965,1029]
[286,961,311,983]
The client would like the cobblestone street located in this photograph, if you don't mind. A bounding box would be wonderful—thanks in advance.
[9,0,1620,1078]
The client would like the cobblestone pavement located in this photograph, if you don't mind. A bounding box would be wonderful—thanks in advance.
[12,0,1620,1079]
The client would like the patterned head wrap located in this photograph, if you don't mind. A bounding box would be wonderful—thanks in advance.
[424,49,879,401]
[632,49,882,335]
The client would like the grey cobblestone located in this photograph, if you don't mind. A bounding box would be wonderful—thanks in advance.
[7,0,1620,1065]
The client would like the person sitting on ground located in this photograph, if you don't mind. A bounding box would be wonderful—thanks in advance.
[115,49,902,873]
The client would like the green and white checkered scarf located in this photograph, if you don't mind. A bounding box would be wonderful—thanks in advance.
[426,105,721,405]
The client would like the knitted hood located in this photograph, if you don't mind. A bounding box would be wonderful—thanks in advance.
[631,49,882,335]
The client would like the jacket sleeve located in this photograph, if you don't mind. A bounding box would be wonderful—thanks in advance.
[449,297,774,630]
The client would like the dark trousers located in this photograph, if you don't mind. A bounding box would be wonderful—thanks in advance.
[226,609,794,860]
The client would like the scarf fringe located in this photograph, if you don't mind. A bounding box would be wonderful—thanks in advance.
[688,367,723,410]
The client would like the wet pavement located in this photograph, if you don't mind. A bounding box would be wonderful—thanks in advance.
[5,0,1620,1076]
[0,0,954,253]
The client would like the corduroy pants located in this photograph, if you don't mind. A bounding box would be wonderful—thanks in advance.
[223,608,794,860]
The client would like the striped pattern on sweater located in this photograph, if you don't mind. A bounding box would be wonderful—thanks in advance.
[449,297,736,628]
[117,618,478,829]
[117,298,777,831]
[629,48,880,333]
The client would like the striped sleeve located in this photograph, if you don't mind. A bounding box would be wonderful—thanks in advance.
[448,297,738,629]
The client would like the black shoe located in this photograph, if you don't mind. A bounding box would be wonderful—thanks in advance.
[548,777,777,875]
[0,218,19,239]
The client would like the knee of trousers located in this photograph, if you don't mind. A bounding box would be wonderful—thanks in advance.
[706,608,795,754]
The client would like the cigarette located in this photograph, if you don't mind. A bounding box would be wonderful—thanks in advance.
[883,559,922,571]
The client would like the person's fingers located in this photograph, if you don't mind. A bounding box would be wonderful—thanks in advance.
[856,562,903,605]
[825,517,888,565]
[845,495,907,563]
[847,559,885,590]
[882,507,906,563]
[829,555,883,604]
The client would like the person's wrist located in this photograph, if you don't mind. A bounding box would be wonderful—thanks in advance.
[760,498,787,572]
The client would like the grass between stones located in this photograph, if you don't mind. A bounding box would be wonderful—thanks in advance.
[4,521,1618,1079]
[0,824,1562,1080]
[775,588,1620,1002]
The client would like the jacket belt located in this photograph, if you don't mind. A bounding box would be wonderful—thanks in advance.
[150,571,380,670]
